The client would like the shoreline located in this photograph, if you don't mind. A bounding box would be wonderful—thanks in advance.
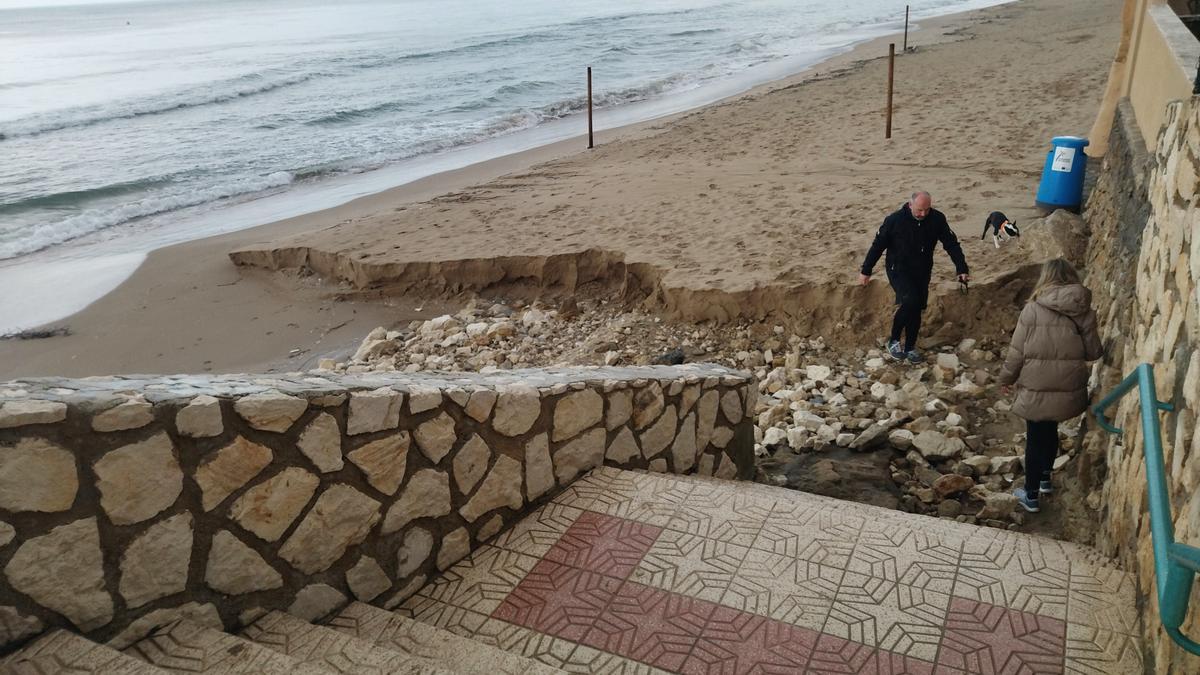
[0,0,1120,380]
[0,0,1008,337]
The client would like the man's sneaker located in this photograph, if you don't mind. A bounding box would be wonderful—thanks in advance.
[1014,487,1040,513]
[905,349,922,364]
[887,340,905,361]
[1040,479,1054,495]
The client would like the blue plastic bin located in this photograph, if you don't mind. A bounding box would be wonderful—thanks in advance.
[1035,136,1089,212]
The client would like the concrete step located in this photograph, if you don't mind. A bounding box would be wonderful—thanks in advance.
[3,629,169,675]
[327,602,562,675]
[126,619,332,674]
[241,610,451,675]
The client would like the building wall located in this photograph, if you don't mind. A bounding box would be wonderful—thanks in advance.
[1126,3,1200,144]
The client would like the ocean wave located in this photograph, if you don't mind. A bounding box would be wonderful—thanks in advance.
[0,177,173,215]
[0,71,320,140]
[0,171,294,260]
[304,99,410,126]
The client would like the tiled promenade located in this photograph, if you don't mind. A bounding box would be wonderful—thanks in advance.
[399,467,1144,674]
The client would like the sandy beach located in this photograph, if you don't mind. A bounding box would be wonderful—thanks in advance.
[0,0,1122,379]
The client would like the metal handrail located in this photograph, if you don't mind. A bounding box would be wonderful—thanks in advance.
[1093,363,1200,656]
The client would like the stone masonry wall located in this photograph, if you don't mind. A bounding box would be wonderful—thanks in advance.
[0,364,755,653]
[1082,96,1200,673]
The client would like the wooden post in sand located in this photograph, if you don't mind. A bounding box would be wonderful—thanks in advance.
[587,67,594,149]
[903,6,909,51]
[886,43,895,139]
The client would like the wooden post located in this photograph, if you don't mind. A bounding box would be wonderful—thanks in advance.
[886,43,895,139]
[587,66,594,149]
[903,5,909,51]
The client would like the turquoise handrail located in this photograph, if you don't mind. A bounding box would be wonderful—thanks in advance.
[1093,363,1200,656]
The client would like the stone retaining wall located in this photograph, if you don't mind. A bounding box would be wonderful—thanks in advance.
[1082,96,1200,673]
[0,365,755,653]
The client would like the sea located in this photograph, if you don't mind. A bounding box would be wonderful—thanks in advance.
[0,0,1007,331]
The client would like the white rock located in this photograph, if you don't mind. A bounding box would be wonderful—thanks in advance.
[347,387,404,436]
[176,395,223,438]
[94,433,183,525]
[407,386,442,414]
[991,456,1022,474]
[118,513,193,608]
[912,430,965,460]
[4,518,112,631]
[835,433,856,447]
[396,528,433,578]
[0,400,67,429]
[762,427,787,446]
[492,385,542,436]
[297,413,344,473]
[524,434,554,500]
[806,365,832,382]
[1053,454,1070,471]
[552,389,604,442]
[0,438,78,513]
[205,530,282,595]
[288,584,347,622]
[233,391,307,433]
[935,353,960,370]
[92,398,154,432]
[957,338,977,354]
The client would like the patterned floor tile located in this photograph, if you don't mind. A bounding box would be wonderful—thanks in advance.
[1064,552,1140,636]
[569,473,695,527]
[664,488,773,546]
[721,548,842,631]
[825,572,950,662]
[935,597,1066,674]
[1063,624,1143,674]
[585,581,716,672]
[851,526,961,595]
[807,633,935,674]
[752,501,864,568]
[683,602,818,673]
[493,502,586,558]
[631,530,747,604]
[493,559,622,642]
[953,535,1070,621]
[416,545,540,615]
[545,511,662,579]
[559,644,677,674]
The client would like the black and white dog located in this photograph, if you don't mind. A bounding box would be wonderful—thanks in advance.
[981,211,1020,248]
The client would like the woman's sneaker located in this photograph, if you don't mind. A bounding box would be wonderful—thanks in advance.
[905,349,922,364]
[1014,487,1040,513]
[887,340,905,361]
[1039,479,1053,495]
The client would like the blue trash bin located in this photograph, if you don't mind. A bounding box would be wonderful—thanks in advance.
[1035,136,1089,212]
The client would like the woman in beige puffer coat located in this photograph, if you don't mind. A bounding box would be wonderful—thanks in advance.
[998,258,1103,513]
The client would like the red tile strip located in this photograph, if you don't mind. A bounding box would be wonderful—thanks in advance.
[935,597,1066,674]
[544,510,663,579]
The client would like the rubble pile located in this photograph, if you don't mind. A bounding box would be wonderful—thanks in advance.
[327,298,1081,531]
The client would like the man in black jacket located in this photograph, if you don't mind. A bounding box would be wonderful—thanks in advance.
[859,191,969,363]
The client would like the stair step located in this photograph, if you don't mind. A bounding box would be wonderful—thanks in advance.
[327,602,562,675]
[241,610,451,674]
[3,629,169,674]
[126,619,332,674]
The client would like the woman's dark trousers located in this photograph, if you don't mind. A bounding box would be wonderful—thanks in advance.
[1024,419,1059,498]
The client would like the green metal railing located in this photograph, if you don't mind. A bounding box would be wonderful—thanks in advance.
[1094,363,1200,656]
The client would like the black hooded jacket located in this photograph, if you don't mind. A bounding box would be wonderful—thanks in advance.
[860,203,969,281]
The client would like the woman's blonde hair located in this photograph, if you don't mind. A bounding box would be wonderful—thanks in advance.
[1032,257,1081,299]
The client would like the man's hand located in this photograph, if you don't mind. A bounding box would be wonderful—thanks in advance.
[859,273,871,286]
[958,273,970,283]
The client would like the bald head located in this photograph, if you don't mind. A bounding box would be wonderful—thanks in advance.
[909,191,932,221]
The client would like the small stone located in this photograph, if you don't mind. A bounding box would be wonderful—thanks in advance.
[347,556,392,602]
[0,522,13,547]
[671,414,698,472]
[465,389,498,422]
[524,433,554,501]
[553,389,604,442]
[888,429,915,449]
[716,453,737,479]
[279,484,381,575]
[492,385,541,436]
[806,365,832,382]
[639,404,678,458]
[711,426,735,449]
[912,430,966,461]
[554,428,605,484]
[347,387,404,435]
[348,432,411,495]
[932,474,975,498]
[120,513,193,608]
[990,456,1022,474]
[607,390,633,429]
[234,390,308,433]
[963,455,991,473]
[414,413,456,464]
[606,427,640,464]
[0,605,43,646]
[935,353,960,370]
[648,458,668,472]
[976,490,1019,520]
[835,433,856,447]
[460,455,524,522]
[0,438,78,513]
[95,432,182,525]
[295,413,343,473]
[937,500,963,518]
[632,383,665,429]
[205,530,282,595]
[696,391,719,449]
[229,467,320,542]
[438,528,471,570]
[176,395,223,438]
[0,399,67,429]
[288,584,347,622]
[408,386,442,414]
[382,469,451,533]
[5,518,112,631]
[453,434,492,494]
[1053,454,1070,471]
[92,398,154,432]
[195,437,273,511]
[396,528,434,578]
[720,390,743,424]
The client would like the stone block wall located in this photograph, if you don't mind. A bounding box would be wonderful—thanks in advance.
[0,365,755,653]
[1082,96,1200,673]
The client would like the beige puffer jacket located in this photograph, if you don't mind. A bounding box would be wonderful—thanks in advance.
[998,283,1103,422]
